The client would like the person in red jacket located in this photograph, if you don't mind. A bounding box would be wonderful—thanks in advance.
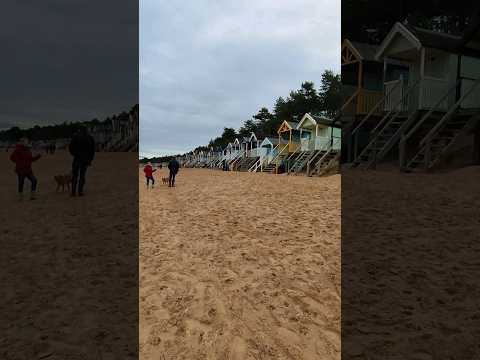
[10,137,41,200]
[143,162,156,188]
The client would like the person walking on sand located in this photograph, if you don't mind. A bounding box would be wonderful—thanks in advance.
[168,158,180,187]
[143,162,156,188]
[10,137,41,200]
[69,126,95,197]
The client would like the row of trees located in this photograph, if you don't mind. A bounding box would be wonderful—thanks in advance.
[139,155,180,164]
[190,70,341,154]
[342,0,477,44]
[0,104,139,142]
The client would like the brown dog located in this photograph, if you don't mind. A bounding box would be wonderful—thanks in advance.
[54,174,72,192]
[162,177,168,185]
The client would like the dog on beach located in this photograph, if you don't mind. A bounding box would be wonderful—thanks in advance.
[54,174,72,192]
[162,177,169,185]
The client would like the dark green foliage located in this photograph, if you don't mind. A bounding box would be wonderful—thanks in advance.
[319,71,342,119]
[200,70,341,152]
[139,155,181,164]
[342,0,476,43]
[0,105,139,142]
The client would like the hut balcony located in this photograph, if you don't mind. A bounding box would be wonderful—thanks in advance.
[300,136,342,151]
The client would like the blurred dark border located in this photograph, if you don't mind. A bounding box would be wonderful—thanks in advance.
[342,1,480,358]
[0,1,139,359]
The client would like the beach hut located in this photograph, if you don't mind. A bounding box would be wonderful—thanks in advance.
[259,137,276,161]
[262,120,303,173]
[341,39,385,162]
[278,120,301,152]
[227,138,244,169]
[349,21,480,171]
[247,133,260,157]
[289,113,342,175]
[341,39,384,117]
[234,133,262,171]
[247,137,280,172]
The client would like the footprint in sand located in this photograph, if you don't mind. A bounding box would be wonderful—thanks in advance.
[230,336,248,360]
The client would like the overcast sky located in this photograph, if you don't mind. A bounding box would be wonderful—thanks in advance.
[0,0,137,131]
[140,0,340,158]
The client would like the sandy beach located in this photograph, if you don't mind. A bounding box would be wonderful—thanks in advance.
[342,165,480,359]
[140,168,341,359]
[1,150,138,359]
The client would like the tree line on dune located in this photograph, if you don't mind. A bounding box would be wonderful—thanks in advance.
[190,70,341,155]
[0,104,139,143]
[342,0,477,44]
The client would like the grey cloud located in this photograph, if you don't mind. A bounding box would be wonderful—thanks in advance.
[0,0,138,129]
[140,0,340,156]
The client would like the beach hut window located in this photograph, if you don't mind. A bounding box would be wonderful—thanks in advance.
[301,131,311,139]
[292,131,301,142]
[385,63,409,82]
[317,127,328,137]
[280,132,289,141]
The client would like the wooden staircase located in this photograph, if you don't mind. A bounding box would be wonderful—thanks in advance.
[400,78,480,172]
[235,156,259,171]
[351,80,421,169]
[259,144,289,174]
[314,151,341,176]
[261,162,277,173]
[288,150,316,175]
[261,153,288,174]
[309,148,340,176]
[228,151,244,169]
[404,112,479,171]
[351,111,420,168]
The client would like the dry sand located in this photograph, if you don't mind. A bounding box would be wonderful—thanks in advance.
[342,165,480,359]
[1,150,138,359]
[140,168,340,360]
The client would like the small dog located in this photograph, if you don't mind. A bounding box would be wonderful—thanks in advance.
[54,174,72,192]
[162,177,168,185]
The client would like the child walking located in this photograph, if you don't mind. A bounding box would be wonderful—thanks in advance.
[143,162,157,188]
[10,137,41,200]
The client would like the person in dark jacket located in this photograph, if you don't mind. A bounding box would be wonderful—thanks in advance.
[69,126,95,196]
[10,137,41,200]
[167,158,180,187]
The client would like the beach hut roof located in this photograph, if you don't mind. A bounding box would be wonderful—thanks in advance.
[260,137,278,147]
[249,132,258,142]
[297,113,341,129]
[277,120,299,134]
[343,39,380,63]
[376,22,462,60]
[233,138,241,145]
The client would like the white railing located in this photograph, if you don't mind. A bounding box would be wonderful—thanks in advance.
[263,144,280,166]
[314,137,341,166]
[248,158,263,172]
[420,77,449,110]
[269,144,289,165]
[300,137,316,151]
[229,150,245,166]
[315,137,331,150]
[384,79,405,112]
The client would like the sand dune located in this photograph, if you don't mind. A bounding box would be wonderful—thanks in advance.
[140,169,340,360]
[1,150,138,359]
